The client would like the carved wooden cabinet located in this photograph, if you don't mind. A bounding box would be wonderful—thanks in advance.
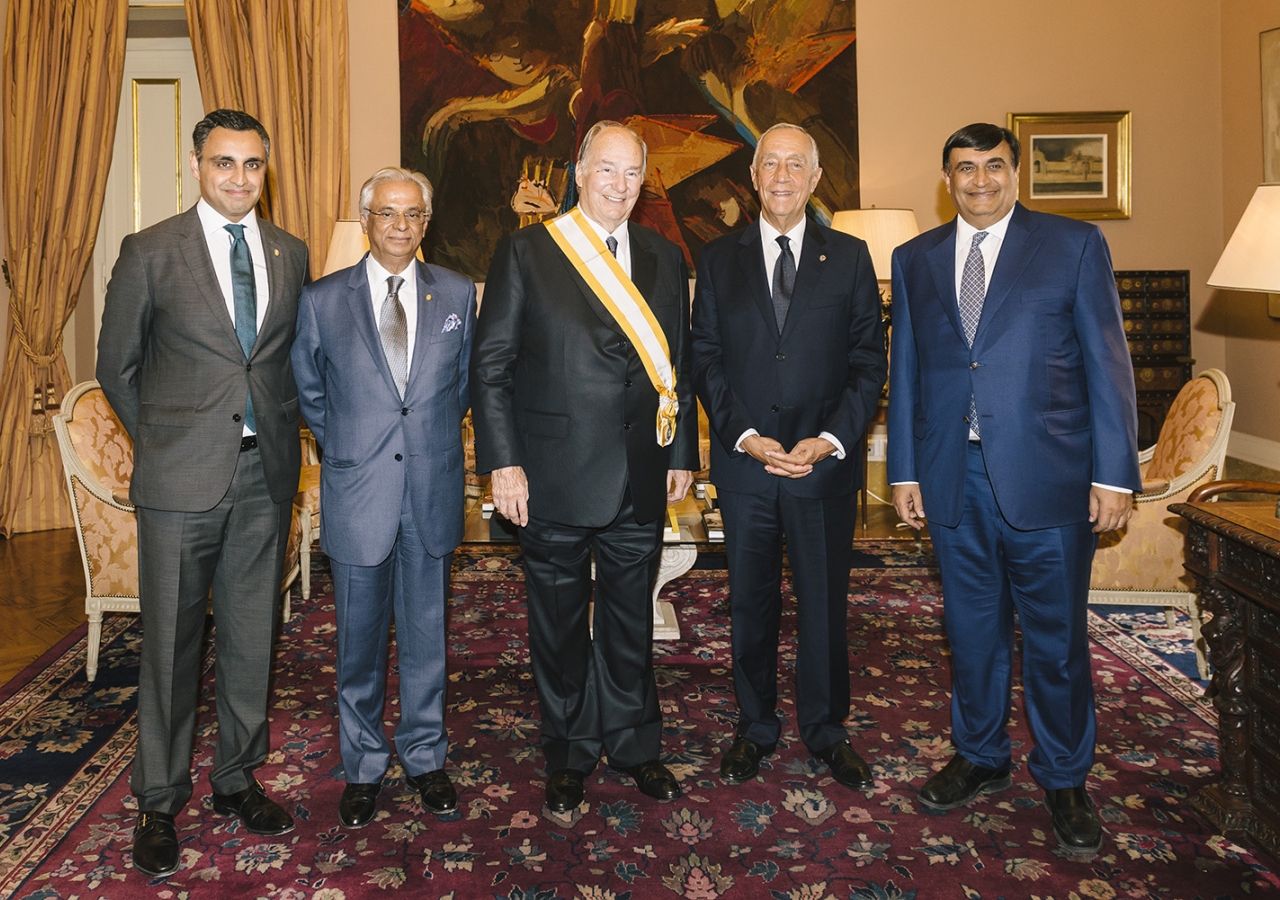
[1171,500,1280,858]
[1115,270,1193,446]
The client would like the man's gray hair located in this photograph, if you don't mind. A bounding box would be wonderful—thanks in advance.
[751,123,820,171]
[577,120,648,176]
[359,167,434,221]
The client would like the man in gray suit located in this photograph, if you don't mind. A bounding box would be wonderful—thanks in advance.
[97,109,309,877]
[292,168,475,828]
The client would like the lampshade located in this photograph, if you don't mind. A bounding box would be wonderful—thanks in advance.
[1209,184,1280,293]
[830,208,920,282]
[322,220,369,276]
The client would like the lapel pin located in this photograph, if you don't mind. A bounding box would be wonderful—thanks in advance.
[426,293,433,301]
[820,254,827,262]
[273,248,280,256]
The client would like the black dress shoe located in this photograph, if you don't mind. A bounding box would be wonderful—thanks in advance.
[618,759,681,801]
[720,736,776,785]
[918,754,1012,810]
[1045,786,1103,856]
[338,782,381,829]
[133,811,179,877]
[814,741,875,790]
[545,768,586,813]
[212,780,294,835]
[406,769,458,814]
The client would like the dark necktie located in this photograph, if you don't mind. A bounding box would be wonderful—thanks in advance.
[225,223,257,432]
[772,234,795,332]
[605,235,618,257]
[959,231,988,437]
[380,275,409,397]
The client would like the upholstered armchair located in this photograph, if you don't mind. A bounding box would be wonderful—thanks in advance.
[1089,368,1235,679]
[54,381,303,681]
[297,429,321,600]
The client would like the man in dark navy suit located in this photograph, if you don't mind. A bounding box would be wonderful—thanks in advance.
[888,123,1140,857]
[692,123,887,791]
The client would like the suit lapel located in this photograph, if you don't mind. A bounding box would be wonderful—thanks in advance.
[738,222,778,337]
[924,220,965,344]
[345,255,402,397]
[178,208,242,351]
[255,219,291,355]
[973,204,1041,348]
[629,223,658,307]
[406,259,439,397]
[780,219,828,341]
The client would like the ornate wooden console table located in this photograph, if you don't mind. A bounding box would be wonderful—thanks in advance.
[1171,492,1280,857]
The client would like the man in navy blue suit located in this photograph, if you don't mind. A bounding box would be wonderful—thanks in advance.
[693,123,887,791]
[888,123,1140,857]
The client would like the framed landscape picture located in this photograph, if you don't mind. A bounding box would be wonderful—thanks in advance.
[1007,111,1131,220]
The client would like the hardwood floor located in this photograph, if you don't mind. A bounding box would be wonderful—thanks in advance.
[0,528,85,686]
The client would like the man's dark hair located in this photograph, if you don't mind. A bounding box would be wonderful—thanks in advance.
[192,109,271,161]
[942,123,1019,171]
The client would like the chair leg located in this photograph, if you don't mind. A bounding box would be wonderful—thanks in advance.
[1189,606,1210,680]
[86,608,103,682]
[301,544,311,600]
[1163,607,1177,628]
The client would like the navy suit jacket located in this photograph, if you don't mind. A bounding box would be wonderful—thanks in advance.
[887,203,1141,530]
[692,218,887,499]
[292,255,475,563]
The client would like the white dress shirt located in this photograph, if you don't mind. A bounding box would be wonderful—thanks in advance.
[197,199,269,435]
[365,255,419,380]
[579,211,632,279]
[734,217,846,460]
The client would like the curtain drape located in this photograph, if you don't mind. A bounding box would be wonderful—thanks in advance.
[0,0,128,537]
[185,0,350,280]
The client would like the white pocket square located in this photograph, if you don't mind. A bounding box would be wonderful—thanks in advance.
[442,313,462,333]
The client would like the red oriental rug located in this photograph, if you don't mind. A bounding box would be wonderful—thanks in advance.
[0,542,1274,900]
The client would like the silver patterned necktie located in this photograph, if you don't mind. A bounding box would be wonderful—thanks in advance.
[959,231,988,437]
[772,234,795,332]
[380,275,409,397]
[605,235,618,257]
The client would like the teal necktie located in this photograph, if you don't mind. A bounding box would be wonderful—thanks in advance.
[225,223,257,433]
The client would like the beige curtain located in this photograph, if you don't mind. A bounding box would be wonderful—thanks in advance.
[0,0,128,537]
[186,0,350,280]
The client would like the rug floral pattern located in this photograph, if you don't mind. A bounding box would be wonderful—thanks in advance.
[0,542,1274,899]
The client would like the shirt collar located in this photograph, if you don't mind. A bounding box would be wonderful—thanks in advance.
[955,205,1014,246]
[366,253,417,290]
[197,197,259,236]
[577,209,629,247]
[759,215,806,248]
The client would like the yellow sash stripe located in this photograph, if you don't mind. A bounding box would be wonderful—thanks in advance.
[544,208,678,447]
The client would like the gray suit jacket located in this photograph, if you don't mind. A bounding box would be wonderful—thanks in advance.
[292,256,475,563]
[97,205,309,510]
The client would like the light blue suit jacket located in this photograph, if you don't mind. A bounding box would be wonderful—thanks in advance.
[292,255,476,563]
[887,203,1140,530]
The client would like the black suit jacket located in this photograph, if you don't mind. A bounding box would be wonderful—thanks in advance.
[471,219,698,527]
[97,206,309,510]
[692,217,887,499]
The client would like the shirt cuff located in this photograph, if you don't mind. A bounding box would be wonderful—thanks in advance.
[1092,482,1133,494]
[819,431,845,460]
[734,428,759,452]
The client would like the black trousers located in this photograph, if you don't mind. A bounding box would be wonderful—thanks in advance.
[519,490,664,773]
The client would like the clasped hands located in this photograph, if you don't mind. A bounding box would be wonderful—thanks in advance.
[741,434,834,479]
[490,465,695,527]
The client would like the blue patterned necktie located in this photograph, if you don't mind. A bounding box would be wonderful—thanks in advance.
[772,234,795,332]
[380,275,409,397]
[959,231,988,437]
[225,223,257,432]
[605,235,618,257]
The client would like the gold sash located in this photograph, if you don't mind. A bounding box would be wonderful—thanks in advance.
[544,207,678,446]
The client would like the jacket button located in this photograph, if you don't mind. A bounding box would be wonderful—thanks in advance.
[395,453,403,461]
[623,422,631,430]
[246,363,252,372]
[402,407,409,416]
[969,361,979,369]
[624,379,633,387]
[233,413,242,422]
[771,404,780,412]
[776,353,785,361]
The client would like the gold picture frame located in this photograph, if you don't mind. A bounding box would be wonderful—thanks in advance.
[1007,111,1131,220]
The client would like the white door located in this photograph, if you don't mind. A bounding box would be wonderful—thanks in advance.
[76,36,203,380]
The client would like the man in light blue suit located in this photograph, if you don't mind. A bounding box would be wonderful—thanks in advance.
[293,167,475,828]
[888,123,1140,858]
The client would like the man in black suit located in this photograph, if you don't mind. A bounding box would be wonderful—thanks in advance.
[471,121,698,812]
[692,123,887,790]
[97,110,309,877]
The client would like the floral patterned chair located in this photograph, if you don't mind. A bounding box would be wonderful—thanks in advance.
[1089,368,1235,679]
[53,381,303,681]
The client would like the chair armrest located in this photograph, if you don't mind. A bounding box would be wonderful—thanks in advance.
[110,489,136,511]
[1138,478,1170,496]
[1188,480,1280,502]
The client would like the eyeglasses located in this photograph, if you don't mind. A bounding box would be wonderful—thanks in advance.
[364,208,427,223]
